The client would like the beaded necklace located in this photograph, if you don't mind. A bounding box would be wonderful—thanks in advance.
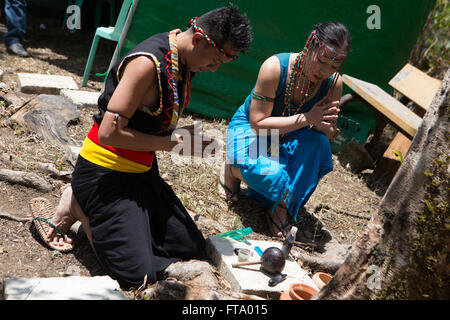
[282,54,318,117]
[282,30,347,117]
[282,28,318,117]
[167,29,192,130]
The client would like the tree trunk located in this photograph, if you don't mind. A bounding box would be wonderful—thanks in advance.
[314,68,449,300]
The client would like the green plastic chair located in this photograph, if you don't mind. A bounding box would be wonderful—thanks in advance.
[81,0,134,87]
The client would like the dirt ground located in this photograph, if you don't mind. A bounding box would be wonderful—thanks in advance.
[0,15,386,299]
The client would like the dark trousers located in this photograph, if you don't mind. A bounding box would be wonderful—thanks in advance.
[4,0,27,47]
[71,156,206,289]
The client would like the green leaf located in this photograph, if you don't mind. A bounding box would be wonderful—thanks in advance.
[392,150,403,163]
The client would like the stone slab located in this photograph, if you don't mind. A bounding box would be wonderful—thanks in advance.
[207,236,319,298]
[18,73,78,94]
[61,89,100,108]
[3,276,126,300]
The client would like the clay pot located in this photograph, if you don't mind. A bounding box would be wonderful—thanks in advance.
[312,272,332,289]
[280,283,318,300]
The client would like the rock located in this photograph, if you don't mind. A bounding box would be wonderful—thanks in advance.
[295,240,352,274]
[137,278,222,300]
[10,94,80,144]
[0,82,10,92]
[338,139,374,173]
[290,208,351,273]
[60,89,100,108]
[4,276,126,300]
[137,260,233,300]
[17,73,78,94]
[164,260,221,287]
[65,145,81,167]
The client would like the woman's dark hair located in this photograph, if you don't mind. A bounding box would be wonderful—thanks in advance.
[195,4,253,52]
[313,22,352,53]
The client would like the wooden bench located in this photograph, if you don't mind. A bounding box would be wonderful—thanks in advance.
[340,63,441,183]
[388,63,442,113]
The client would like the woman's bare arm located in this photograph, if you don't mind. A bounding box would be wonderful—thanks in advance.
[97,56,178,152]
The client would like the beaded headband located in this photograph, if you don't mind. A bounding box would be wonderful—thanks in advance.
[311,30,347,62]
[283,28,347,115]
[189,17,238,60]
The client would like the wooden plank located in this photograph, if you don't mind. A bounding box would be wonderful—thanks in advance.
[373,132,412,185]
[382,132,412,161]
[342,74,422,137]
[388,64,441,111]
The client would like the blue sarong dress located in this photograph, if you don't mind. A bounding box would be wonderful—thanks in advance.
[226,53,334,222]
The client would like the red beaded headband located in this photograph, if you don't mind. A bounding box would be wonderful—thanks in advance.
[310,30,347,62]
[189,17,238,60]
[283,29,347,112]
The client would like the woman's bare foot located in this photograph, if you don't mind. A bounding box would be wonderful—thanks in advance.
[218,163,240,201]
[45,186,92,249]
[265,206,292,237]
[42,187,76,248]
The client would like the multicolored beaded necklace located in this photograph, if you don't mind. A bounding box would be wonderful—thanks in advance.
[167,29,192,130]
[283,52,318,116]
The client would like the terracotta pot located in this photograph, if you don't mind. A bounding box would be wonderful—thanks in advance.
[312,272,332,289]
[279,283,318,300]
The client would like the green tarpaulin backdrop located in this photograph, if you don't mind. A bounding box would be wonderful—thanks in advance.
[119,0,435,151]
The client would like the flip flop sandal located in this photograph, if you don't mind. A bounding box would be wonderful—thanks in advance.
[30,197,73,252]
[265,209,293,237]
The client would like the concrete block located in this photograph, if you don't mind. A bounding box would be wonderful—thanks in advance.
[61,89,100,108]
[207,236,318,299]
[18,73,78,94]
[3,276,127,300]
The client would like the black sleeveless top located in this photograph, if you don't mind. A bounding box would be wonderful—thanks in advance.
[94,31,191,136]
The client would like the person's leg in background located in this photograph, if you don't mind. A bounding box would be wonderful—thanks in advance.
[5,0,29,57]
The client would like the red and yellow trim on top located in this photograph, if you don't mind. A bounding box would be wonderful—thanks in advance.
[79,122,153,173]
[80,30,192,173]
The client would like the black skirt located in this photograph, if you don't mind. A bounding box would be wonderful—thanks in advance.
[71,156,206,289]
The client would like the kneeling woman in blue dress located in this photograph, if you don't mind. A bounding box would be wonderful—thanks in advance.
[219,22,351,237]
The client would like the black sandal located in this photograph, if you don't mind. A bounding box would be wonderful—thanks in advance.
[265,206,293,237]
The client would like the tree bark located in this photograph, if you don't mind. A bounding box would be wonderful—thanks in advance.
[314,68,449,300]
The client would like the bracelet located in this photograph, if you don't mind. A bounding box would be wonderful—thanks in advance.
[252,92,275,103]
[107,110,130,125]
